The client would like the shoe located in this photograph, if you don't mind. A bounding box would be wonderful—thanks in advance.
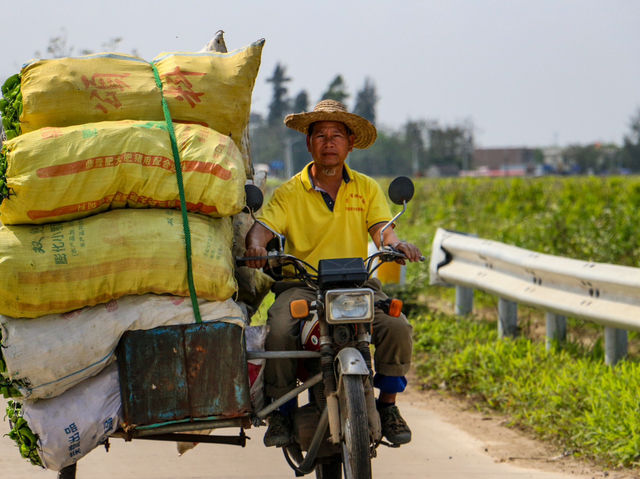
[263,411,292,447]
[378,404,412,445]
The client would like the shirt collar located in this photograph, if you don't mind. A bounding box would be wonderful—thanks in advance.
[301,162,352,191]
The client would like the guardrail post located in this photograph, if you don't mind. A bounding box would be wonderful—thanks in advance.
[455,286,474,315]
[604,327,628,366]
[498,298,518,338]
[545,313,566,350]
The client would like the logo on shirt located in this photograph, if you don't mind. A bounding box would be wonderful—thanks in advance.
[345,193,366,212]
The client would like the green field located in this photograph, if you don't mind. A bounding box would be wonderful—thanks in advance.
[397,175,640,267]
[398,176,640,471]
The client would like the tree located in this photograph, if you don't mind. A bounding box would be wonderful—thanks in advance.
[266,63,292,127]
[426,121,474,172]
[35,29,132,58]
[349,129,412,177]
[563,144,603,174]
[34,28,75,58]
[292,90,309,113]
[404,120,428,175]
[321,75,349,104]
[353,78,378,125]
[621,107,640,172]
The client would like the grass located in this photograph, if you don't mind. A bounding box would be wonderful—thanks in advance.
[411,306,640,469]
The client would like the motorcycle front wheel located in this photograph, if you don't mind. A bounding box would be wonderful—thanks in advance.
[339,375,371,479]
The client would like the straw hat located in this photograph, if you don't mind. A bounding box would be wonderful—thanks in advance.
[284,99,377,149]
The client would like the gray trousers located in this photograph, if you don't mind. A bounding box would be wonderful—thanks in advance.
[264,278,413,399]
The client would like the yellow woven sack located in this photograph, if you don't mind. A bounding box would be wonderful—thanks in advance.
[0,209,236,318]
[19,54,162,131]
[153,45,263,164]
[1,120,246,225]
[19,40,264,173]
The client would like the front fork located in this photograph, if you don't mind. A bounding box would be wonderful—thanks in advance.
[356,324,382,444]
[320,321,381,445]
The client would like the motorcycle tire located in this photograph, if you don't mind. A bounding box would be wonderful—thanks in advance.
[339,375,371,479]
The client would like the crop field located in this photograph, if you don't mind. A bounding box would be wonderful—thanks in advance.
[397,176,640,471]
[395,175,640,267]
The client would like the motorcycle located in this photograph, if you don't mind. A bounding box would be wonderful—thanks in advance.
[236,175,420,478]
[57,176,419,479]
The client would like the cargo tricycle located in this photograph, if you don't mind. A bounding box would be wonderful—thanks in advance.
[59,176,419,479]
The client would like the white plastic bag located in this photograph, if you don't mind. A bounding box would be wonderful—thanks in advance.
[246,325,268,412]
[1,295,244,399]
[22,363,121,471]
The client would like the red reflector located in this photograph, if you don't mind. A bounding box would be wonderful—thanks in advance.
[388,299,403,317]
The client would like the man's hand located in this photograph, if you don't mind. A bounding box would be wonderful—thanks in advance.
[368,222,423,264]
[244,245,268,269]
[243,222,274,269]
[391,240,423,264]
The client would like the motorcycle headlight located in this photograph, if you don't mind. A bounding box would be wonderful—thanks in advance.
[325,288,374,324]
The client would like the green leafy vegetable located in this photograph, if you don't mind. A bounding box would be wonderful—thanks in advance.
[4,400,43,467]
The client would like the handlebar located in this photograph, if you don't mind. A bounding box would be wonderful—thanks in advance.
[236,248,424,277]
[235,256,270,266]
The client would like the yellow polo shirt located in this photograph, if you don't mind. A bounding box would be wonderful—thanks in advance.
[258,163,391,270]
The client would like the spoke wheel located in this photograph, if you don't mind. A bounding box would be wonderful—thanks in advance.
[339,375,371,479]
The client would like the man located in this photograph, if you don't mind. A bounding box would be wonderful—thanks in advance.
[244,99,423,448]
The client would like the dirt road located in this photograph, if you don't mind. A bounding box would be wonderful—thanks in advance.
[1,390,626,479]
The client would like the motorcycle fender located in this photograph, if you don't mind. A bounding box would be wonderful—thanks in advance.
[334,348,369,376]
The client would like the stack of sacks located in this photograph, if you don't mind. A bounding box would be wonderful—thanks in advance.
[0,34,268,471]
[2,38,265,175]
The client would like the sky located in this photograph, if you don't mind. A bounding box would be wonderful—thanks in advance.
[1,0,639,148]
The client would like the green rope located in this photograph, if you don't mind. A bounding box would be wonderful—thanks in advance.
[150,62,202,323]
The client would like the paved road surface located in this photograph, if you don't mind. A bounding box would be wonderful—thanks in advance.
[1,398,599,479]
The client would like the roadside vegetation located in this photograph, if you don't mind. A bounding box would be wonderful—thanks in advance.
[394,176,640,471]
[410,308,640,469]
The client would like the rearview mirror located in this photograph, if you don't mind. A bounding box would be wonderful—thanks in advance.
[388,176,414,205]
[244,184,264,214]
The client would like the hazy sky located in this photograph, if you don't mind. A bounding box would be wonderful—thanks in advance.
[2,0,639,148]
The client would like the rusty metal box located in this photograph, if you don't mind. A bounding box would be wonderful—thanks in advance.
[116,321,251,428]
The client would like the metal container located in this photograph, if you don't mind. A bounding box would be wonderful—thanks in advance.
[117,321,251,429]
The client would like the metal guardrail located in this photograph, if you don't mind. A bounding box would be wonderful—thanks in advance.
[429,228,640,365]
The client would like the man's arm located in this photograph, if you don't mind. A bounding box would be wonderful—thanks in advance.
[368,222,422,263]
[244,222,275,269]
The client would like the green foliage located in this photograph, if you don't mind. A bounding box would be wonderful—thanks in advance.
[427,123,473,170]
[563,143,620,175]
[621,108,640,171]
[292,90,309,113]
[0,144,13,201]
[320,75,349,104]
[401,176,640,268]
[349,130,413,177]
[0,324,24,398]
[412,311,640,468]
[1,73,22,140]
[266,63,292,127]
[4,400,42,467]
[353,77,378,125]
